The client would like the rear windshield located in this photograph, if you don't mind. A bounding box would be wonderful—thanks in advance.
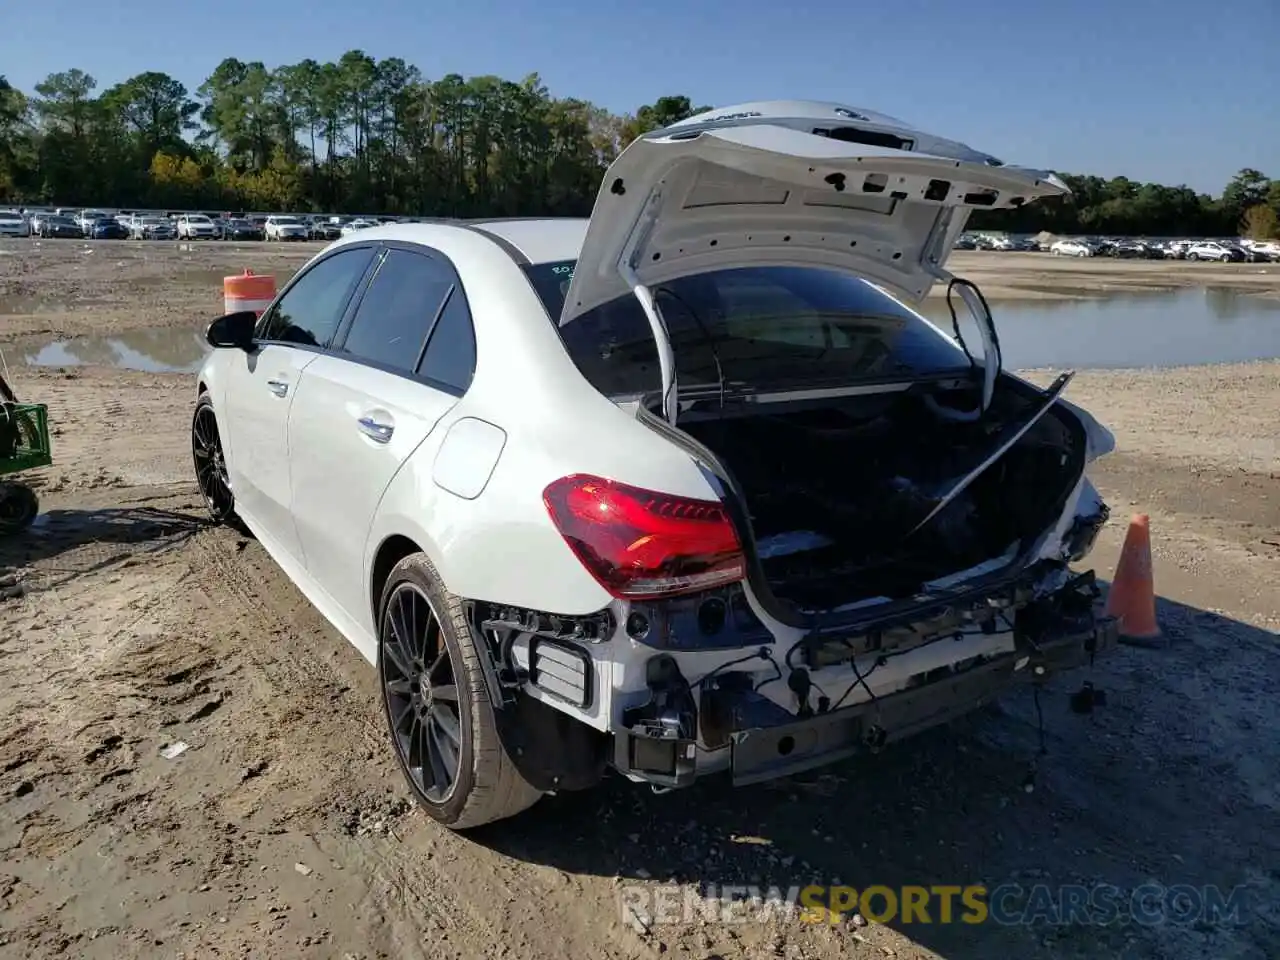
[522,261,970,397]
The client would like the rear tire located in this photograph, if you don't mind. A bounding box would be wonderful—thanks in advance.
[377,552,542,829]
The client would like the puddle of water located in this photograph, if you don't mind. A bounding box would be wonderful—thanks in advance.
[16,327,210,373]
[919,286,1280,369]
[8,287,1280,375]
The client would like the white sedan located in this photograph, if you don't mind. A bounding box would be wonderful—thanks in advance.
[193,100,1119,830]
[1050,239,1093,257]
[0,211,30,238]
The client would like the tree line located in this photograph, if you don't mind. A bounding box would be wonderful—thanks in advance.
[1,55,1277,240]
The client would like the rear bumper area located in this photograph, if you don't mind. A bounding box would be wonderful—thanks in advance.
[613,570,1117,789]
[730,614,1116,785]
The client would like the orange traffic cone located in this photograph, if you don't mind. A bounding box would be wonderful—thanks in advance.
[1104,513,1164,648]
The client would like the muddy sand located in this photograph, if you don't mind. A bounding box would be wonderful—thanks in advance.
[0,241,1278,960]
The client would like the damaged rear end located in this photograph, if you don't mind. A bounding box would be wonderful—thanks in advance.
[510,101,1119,792]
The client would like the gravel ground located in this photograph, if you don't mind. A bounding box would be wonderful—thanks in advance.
[0,240,1277,960]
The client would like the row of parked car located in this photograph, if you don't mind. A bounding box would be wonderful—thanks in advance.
[1045,237,1278,262]
[0,207,431,243]
[955,231,1280,262]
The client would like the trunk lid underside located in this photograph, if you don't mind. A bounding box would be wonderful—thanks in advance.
[561,101,1070,325]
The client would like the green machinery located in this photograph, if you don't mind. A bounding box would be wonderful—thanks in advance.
[0,371,51,535]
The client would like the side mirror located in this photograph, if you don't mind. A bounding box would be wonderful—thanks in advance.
[206,311,258,350]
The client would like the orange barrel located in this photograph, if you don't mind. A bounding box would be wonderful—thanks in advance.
[224,269,277,317]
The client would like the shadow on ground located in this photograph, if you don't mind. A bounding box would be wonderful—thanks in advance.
[472,595,1279,960]
[0,505,207,592]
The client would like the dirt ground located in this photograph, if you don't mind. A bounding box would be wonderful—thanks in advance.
[0,239,1278,960]
[1,239,1278,345]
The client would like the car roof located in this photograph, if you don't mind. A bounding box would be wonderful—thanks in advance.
[327,218,588,266]
[466,218,587,263]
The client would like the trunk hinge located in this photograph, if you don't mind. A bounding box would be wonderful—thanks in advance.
[927,265,1000,413]
[617,188,679,425]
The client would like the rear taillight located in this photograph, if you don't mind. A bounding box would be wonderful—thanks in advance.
[543,474,745,600]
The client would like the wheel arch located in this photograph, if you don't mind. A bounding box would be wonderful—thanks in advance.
[369,532,425,627]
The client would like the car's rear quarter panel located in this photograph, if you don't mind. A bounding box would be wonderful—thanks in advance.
[363,228,721,621]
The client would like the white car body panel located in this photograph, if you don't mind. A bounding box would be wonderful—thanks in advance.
[217,344,316,561]
[197,99,1116,804]
[431,417,508,500]
[287,355,460,658]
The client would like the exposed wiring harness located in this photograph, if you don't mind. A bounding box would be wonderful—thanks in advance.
[689,647,778,691]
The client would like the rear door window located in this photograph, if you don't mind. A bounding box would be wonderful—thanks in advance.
[417,288,476,394]
[336,248,455,373]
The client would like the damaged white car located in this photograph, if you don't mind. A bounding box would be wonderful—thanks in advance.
[192,100,1117,829]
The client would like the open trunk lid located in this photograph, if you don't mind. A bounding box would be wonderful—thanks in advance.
[560,100,1070,328]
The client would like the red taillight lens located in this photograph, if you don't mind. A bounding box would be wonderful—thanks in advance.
[543,474,745,600]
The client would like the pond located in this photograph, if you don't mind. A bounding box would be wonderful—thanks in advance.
[7,286,1280,375]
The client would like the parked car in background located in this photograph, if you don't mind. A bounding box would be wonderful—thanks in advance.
[76,210,112,234]
[1110,240,1153,259]
[1186,241,1244,262]
[191,99,1117,831]
[176,214,218,240]
[265,215,310,241]
[88,217,130,240]
[1050,239,1093,257]
[0,211,30,238]
[340,218,378,237]
[310,218,345,241]
[131,216,176,240]
[218,217,265,241]
[1245,240,1280,262]
[36,215,82,239]
[1232,243,1270,263]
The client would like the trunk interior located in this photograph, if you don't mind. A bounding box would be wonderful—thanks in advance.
[676,377,1088,612]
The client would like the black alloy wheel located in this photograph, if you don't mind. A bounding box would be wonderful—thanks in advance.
[191,395,235,523]
[379,582,464,805]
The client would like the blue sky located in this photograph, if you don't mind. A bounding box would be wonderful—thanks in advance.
[3,0,1276,194]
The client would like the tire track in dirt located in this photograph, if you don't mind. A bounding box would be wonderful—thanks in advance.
[183,523,665,959]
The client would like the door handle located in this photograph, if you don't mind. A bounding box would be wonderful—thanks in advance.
[357,416,394,443]
[267,379,289,397]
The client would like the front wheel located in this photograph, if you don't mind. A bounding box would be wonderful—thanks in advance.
[191,393,236,523]
[0,482,39,536]
[1187,252,1199,261]
[377,552,541,829]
